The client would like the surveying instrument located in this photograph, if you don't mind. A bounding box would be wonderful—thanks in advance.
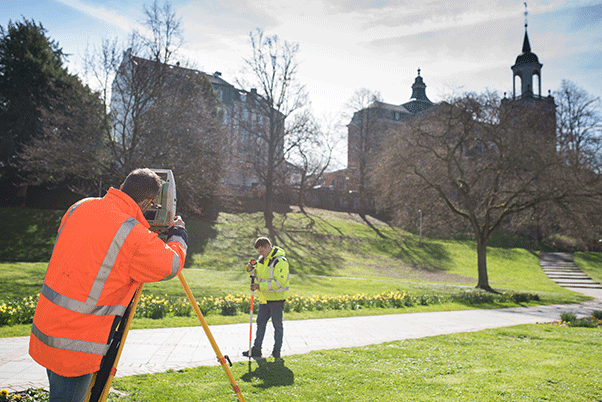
[85,169,245,402]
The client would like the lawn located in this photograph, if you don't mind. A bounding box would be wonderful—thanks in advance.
[106,323,602,402]
[0,206,593,337]
[1,206,601,401]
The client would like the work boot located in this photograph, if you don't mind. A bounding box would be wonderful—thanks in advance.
[271,350,281,359]
[243,347,262,358]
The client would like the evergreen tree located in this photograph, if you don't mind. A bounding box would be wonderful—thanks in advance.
[0,18,66,185]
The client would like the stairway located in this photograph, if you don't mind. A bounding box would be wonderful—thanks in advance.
[539,252,602,289]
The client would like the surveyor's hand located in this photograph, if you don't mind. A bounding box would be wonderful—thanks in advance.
[250,283,260,291]
[172,215,185,228]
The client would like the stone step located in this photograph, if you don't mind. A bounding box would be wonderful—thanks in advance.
[539,252,602,290]
[555,283,602,289]
[542,269,587,274]
[547,276,593,281]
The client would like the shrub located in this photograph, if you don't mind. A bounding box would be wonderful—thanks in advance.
[569,318,597,328]
[560,312,577,323]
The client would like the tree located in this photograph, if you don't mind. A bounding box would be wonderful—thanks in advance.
[286,111,337,212]
[539,80,602,249]
[345,88,384,215]
[16,73,109,194]
[555,80,602,171]
[374,91,589,291]
[84,0,224,216]
[238,28,308,231]
[134,68,225,217]
[0,18,67,187]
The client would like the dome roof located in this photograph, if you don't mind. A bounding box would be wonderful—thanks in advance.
[515,51,540,66]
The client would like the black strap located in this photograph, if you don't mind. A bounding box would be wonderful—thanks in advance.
[88,294,136,402]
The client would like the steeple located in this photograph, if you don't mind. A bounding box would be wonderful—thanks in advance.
[512,3,542,98]
[410,68,431,102]
[402,68,433,113]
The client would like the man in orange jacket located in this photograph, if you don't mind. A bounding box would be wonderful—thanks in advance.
[29,168,188,402]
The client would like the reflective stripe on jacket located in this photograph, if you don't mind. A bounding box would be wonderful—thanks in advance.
[29,187,186,377]
[253,246,290,302]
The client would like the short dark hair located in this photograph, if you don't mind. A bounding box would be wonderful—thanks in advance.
[120,168,161,203]
[254,237,271,249]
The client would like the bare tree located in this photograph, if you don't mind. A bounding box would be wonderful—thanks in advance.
[374,91,587,292]
[286,111,337,212]
[345,88,383,215]
[139,0,183,64]
[78,1,224,216]
[555,79,602,171]
[534,80,602,249]
[238,28,308,232]
[135,69,225,217]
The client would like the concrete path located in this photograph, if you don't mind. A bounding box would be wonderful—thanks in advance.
[2,276,602,392]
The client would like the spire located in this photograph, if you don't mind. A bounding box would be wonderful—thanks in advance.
[522,31,532,54]
[522,2,531,53]
[410,68,430,102]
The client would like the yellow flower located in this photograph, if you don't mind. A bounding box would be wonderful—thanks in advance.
[1,389,8,397]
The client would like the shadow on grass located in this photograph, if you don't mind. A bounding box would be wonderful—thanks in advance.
[0,207,63,262]
[276,209,456,278]
[185,218,218,267]
[241,358,294,389]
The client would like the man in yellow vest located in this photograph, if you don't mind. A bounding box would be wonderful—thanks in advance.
[243,237,289,359]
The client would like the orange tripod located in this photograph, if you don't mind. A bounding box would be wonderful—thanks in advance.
[85,272,245,402]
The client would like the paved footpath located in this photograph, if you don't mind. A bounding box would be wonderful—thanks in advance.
[2,287,601,393]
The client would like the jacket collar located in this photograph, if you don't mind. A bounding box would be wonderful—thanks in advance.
[105,187,150,229]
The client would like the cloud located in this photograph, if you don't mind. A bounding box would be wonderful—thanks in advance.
[53,0,145,33]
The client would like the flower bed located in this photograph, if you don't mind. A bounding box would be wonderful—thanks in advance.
[0,290,543,325]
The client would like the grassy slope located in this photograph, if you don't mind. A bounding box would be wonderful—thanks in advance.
[0,206,594,337]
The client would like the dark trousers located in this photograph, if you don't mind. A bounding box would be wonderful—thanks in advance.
[253,300,285,355]
[47,369,93,402]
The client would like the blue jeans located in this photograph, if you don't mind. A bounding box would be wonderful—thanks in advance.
[47,369,93,402]
[253,300,285,356]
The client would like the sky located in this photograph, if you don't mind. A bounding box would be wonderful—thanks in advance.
[2,0,602,132]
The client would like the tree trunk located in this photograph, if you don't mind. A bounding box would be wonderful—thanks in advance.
[475,238,493,292]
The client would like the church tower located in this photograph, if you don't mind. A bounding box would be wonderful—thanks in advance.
[511,4,543,98]
[503,4,556,151]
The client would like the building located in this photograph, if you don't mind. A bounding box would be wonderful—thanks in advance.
[345,69,435,193]
[316,14,556,213]
[112,50,283,195]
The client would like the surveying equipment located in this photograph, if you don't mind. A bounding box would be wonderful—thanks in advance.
[143,169,177,237]
[248,274,256,370]
[85,169,246,402]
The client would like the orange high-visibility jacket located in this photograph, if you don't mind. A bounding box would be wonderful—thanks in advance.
[29,187,187,377]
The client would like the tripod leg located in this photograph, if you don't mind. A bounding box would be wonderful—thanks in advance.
[85,284,144,402]
[177,273,246,402]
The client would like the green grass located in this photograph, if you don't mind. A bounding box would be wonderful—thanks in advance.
[0,206,593,337]
[105,324,602,402]
[575,251,602,284]
[2,207,601,401]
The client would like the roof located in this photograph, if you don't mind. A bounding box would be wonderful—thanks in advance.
[513,30,541,66]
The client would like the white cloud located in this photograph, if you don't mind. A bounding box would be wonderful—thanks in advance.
[53,0,145,33]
